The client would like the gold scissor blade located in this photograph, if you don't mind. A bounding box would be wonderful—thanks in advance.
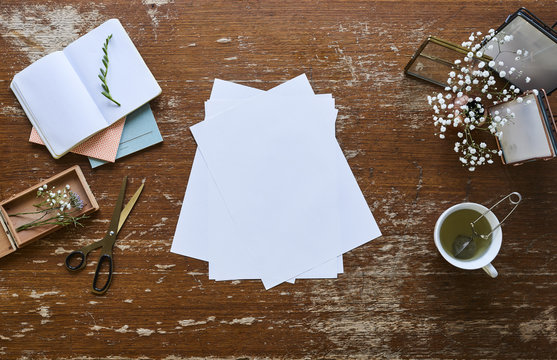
[117,181,144,233]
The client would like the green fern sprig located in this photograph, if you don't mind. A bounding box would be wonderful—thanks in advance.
[98,34,121,106]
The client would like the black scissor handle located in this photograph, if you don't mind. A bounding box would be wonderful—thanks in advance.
[65,250,87,271]
[92,254,113,295]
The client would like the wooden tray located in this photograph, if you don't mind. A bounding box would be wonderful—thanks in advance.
[0,165,99,258]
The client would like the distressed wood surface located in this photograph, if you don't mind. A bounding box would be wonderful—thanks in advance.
[0,1,556,359]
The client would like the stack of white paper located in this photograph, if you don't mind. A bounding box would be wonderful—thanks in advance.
[171,74,381,289]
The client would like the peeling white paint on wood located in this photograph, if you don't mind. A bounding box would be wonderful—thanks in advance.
[136,328,155,336]
[29,290,60,299]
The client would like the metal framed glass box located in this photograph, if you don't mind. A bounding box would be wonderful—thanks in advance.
[481,8,557,95]
[491,89,556,165]
[404,36,492,87]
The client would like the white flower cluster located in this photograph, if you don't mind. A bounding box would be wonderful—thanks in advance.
[37,184,84,215]
[427,29,533,171]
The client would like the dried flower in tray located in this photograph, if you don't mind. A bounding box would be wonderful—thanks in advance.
[9,183,89,232]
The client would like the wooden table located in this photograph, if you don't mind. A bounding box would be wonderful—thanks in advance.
[1,1,556,358]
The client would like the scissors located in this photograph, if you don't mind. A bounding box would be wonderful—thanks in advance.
[65,176,144,295]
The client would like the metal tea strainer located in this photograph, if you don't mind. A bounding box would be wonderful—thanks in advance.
[453,192,522,259]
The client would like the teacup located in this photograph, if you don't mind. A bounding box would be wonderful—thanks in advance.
[434,202,502,278]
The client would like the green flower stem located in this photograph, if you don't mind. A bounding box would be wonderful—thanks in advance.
[105,95,121,106]
[15,212,88,232]
[9,209,55,216]
[15,214,88,232]
[99,34,121,106]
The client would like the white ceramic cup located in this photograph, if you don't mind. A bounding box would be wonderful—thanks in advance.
[434,202,502,278]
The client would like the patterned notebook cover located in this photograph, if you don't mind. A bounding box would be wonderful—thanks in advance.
[29,118,125,162]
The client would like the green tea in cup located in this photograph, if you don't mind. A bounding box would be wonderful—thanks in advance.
[439,208,492,260]
[434,194,522,278]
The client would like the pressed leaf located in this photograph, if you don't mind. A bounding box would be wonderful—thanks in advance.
[99,34,120,106]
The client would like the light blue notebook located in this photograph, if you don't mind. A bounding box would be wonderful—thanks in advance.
[89,103,163,168]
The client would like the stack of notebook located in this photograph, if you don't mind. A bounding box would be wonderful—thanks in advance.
[11,19,163,166]
[171,74,382,289]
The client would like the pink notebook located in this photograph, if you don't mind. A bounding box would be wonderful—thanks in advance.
[29,118,125,162]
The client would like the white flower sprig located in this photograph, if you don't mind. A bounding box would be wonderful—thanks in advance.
[428,29,534,171]
[9,183,88,232]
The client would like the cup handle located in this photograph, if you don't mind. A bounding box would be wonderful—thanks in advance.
[482,263,498,278]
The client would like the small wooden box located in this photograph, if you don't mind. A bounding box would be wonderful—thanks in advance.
[0,166,99,259]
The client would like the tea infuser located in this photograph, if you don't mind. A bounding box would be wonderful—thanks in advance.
[453,192,522,259]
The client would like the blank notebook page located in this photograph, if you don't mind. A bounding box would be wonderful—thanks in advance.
[13,51,106,156]
[63,19,161,124]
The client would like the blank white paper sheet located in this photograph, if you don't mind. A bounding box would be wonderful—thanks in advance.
[171,74,381,289]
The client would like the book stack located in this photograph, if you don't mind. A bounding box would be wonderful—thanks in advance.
[11,19,163,165]
[171,74,382,289]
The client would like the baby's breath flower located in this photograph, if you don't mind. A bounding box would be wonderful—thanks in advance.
[9,183,87,232]
[427,29,533,170]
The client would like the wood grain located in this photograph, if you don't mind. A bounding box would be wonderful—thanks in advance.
[0,1,556,358]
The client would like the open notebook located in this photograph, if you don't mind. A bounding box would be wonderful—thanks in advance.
[10,19,161,158]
